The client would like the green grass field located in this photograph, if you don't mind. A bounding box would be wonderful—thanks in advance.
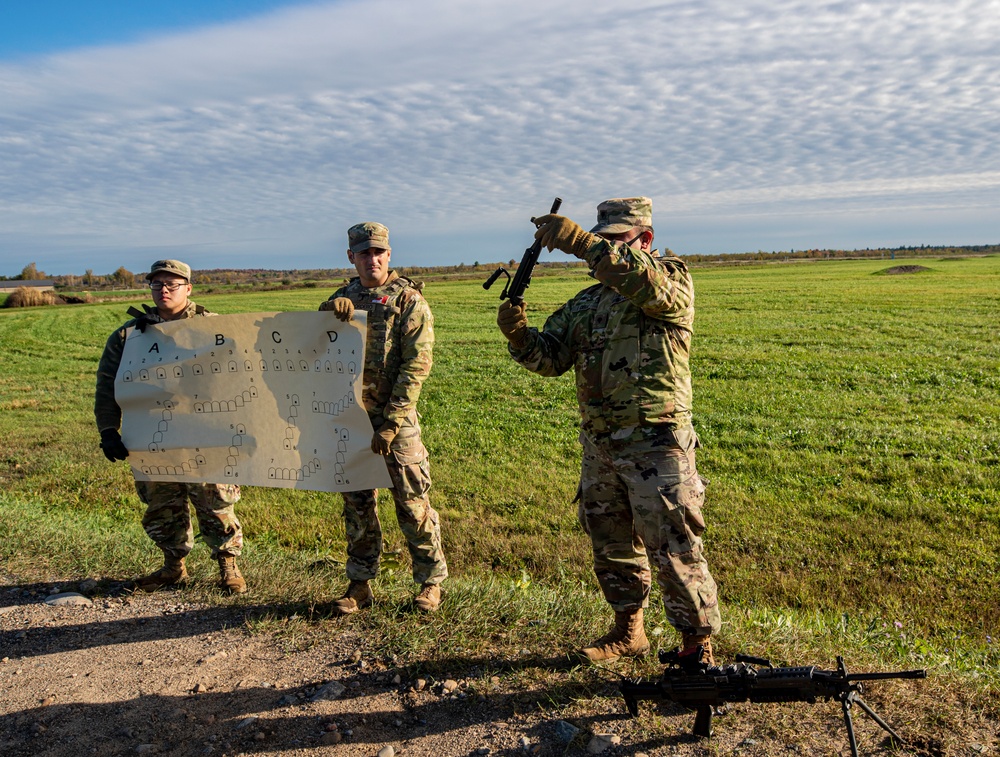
[1,256,998,698]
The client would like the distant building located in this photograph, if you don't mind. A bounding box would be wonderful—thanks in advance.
[0,279,55,293]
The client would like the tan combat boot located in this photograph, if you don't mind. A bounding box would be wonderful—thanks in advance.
[217,555,247,594]
[332,580,373,615]
[681,633,715,666]
[135,554,189,592]
[579,608,650,662]
[414,583,441,612]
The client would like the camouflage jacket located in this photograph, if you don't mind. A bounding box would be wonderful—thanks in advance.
[324,271,433,426]
[510,237,695,444]
[94,301,213,433]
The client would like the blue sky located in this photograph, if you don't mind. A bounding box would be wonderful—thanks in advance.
[0,1,306,58]
[1,0,998,276]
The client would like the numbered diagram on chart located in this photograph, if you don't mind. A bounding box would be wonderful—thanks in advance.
[193,384,259,414]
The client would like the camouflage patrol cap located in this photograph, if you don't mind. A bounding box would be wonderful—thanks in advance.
[347,222,391,253]
[146,259,192,281]
[590,197,654,234]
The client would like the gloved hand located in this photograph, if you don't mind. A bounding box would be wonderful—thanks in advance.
[320,297,354,321]
[371,420,400,456]
[497,300,529,349]
[127,306,156,333]
[100,428,129,461]
[132,313,156,333]
[531,214,595,257]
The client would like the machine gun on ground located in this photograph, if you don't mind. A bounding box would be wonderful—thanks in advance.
[620,648,926,757]
[484,197,562,304]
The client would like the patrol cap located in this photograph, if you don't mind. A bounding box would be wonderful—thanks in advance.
[590,197,653,234]
[146,259,192,281]
[347,222,390,253]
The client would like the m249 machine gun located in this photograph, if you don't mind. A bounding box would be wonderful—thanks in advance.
[621,648,927,757]
[483,197,562,304]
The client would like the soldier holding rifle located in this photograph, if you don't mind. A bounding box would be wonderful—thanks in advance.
[496,198,721,662]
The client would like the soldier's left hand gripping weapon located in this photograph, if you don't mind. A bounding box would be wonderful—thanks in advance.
[483,197,562,304]
[620,648,927,757]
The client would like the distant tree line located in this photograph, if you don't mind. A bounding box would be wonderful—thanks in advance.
[4,244,997,291]
[0,262,143,290]
[683,243,1000,265]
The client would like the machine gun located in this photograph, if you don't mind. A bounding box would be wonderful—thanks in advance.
[620,648,926,757]
[483,197,562,304]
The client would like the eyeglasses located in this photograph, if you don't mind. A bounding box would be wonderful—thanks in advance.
[149,281,186,292]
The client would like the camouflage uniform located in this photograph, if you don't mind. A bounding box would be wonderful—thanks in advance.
[322,271,448,586]
[95,301,243,559]
[509,209,720,637]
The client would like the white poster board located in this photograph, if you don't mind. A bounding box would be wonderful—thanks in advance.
[115,311,391,492]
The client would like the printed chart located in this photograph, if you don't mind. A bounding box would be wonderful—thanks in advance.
[116,311,391,492]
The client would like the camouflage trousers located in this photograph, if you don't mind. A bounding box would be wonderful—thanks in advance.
[341,424,448,586]
[134,480,243,559]
[578,429,721,636]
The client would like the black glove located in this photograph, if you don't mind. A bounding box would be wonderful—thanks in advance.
[100,428,129,461]
[127,306,156,333]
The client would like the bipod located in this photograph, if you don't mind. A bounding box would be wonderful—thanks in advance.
[836,656,907,757]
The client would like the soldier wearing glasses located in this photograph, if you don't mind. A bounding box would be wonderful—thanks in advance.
[95,260,246,594]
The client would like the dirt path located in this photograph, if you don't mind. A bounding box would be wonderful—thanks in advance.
[0,581,992,756]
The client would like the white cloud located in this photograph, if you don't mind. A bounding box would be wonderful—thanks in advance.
[2,0,999,273]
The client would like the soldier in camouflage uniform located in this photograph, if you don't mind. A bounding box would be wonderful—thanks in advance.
[497,198,721,663]
[95,260,246,594]
[320,222,448,614]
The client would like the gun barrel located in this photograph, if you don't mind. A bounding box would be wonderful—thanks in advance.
[847,669,928,682]
[523,197,563,256]
[523,197,563,255]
